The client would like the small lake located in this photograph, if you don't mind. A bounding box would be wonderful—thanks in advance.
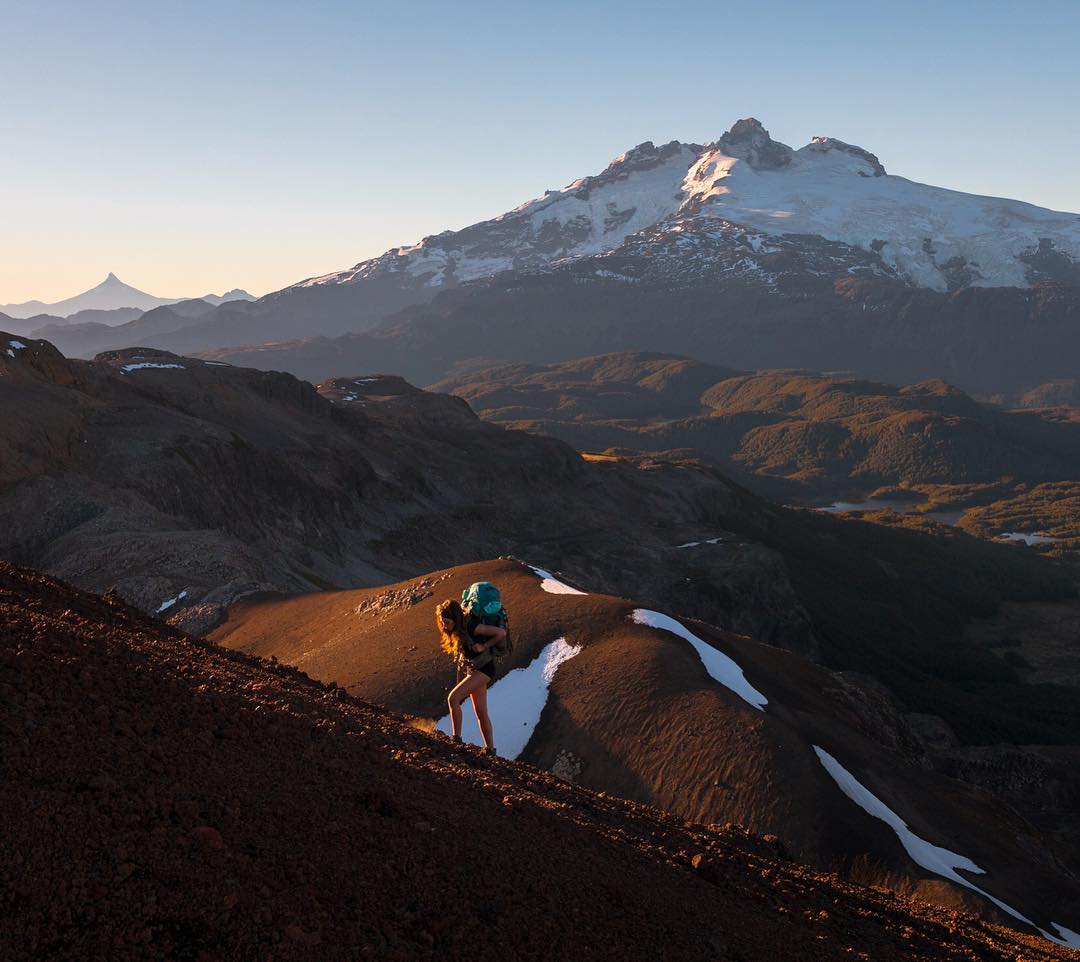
[817,500,965,527]
[999,532,1058,545]
[819,499,914,514]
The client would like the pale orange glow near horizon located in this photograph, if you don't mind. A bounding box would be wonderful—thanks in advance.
[5,3,1079,307]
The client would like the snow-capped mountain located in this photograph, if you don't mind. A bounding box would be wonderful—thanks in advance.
[48,120,1080,396]
[294,118,1080,295]
[0,273,255,319]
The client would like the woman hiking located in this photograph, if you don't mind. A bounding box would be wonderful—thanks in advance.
[436,598,504,756]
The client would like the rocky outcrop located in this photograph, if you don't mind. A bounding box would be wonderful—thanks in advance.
[1021,237,1080,285]
[718,117,794,169]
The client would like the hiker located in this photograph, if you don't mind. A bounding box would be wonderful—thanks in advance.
[436,598,505,756]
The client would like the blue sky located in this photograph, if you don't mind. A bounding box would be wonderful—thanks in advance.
[2,0,1078,302]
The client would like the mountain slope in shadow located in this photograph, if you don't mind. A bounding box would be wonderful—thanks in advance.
[3,561,1078,961]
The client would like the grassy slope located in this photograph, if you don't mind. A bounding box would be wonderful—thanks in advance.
[732,500,1080,744]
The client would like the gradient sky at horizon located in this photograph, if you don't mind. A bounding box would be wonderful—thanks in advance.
[3,0,1078,303]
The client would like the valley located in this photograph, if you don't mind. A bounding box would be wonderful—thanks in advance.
[5,328,1080,952]
[434,353,1080,566]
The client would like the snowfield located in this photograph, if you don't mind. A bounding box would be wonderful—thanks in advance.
[630,609,767,711]
[291,119,1080,295]
[681,138,1080,291]
[436,637,582,758]
[814,746,1079,948]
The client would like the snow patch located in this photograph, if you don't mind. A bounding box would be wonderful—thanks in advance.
[1049,924,1080,950]
[9,339,27,350]
[121,362,186,373]
[155,590,188,615]
[436,637,582,758]
[813,746,1078,946]
[528,566,587,595]
[630,609,767,711]
[676,536,724,548]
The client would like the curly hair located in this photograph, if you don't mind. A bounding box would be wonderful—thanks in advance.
[435,598,470,659]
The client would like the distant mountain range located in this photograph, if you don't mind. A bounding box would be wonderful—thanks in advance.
[0,272,253,319]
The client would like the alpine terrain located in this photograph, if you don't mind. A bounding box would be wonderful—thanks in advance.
[6,115,1080,961]
[111,117,1080,397]
[4,331,1080,955]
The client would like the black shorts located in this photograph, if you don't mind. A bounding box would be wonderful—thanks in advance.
[467,658,496,685]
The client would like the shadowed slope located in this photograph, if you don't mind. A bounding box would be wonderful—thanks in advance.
[212,559,1080,938]
[8,561,1079,960]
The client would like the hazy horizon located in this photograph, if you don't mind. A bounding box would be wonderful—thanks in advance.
[4,0,1079,304]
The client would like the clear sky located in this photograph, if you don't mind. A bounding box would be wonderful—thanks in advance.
[2,0,1078,303]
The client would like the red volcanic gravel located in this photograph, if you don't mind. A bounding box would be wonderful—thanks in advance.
[1,562,1075,962]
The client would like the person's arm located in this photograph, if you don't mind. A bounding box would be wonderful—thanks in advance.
[470,624,506,653]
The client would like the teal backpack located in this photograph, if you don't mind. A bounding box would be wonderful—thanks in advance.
[461,581,512,657]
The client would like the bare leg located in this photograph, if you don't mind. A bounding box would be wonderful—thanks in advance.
[469,683,495,751]
[447,672,487,739]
